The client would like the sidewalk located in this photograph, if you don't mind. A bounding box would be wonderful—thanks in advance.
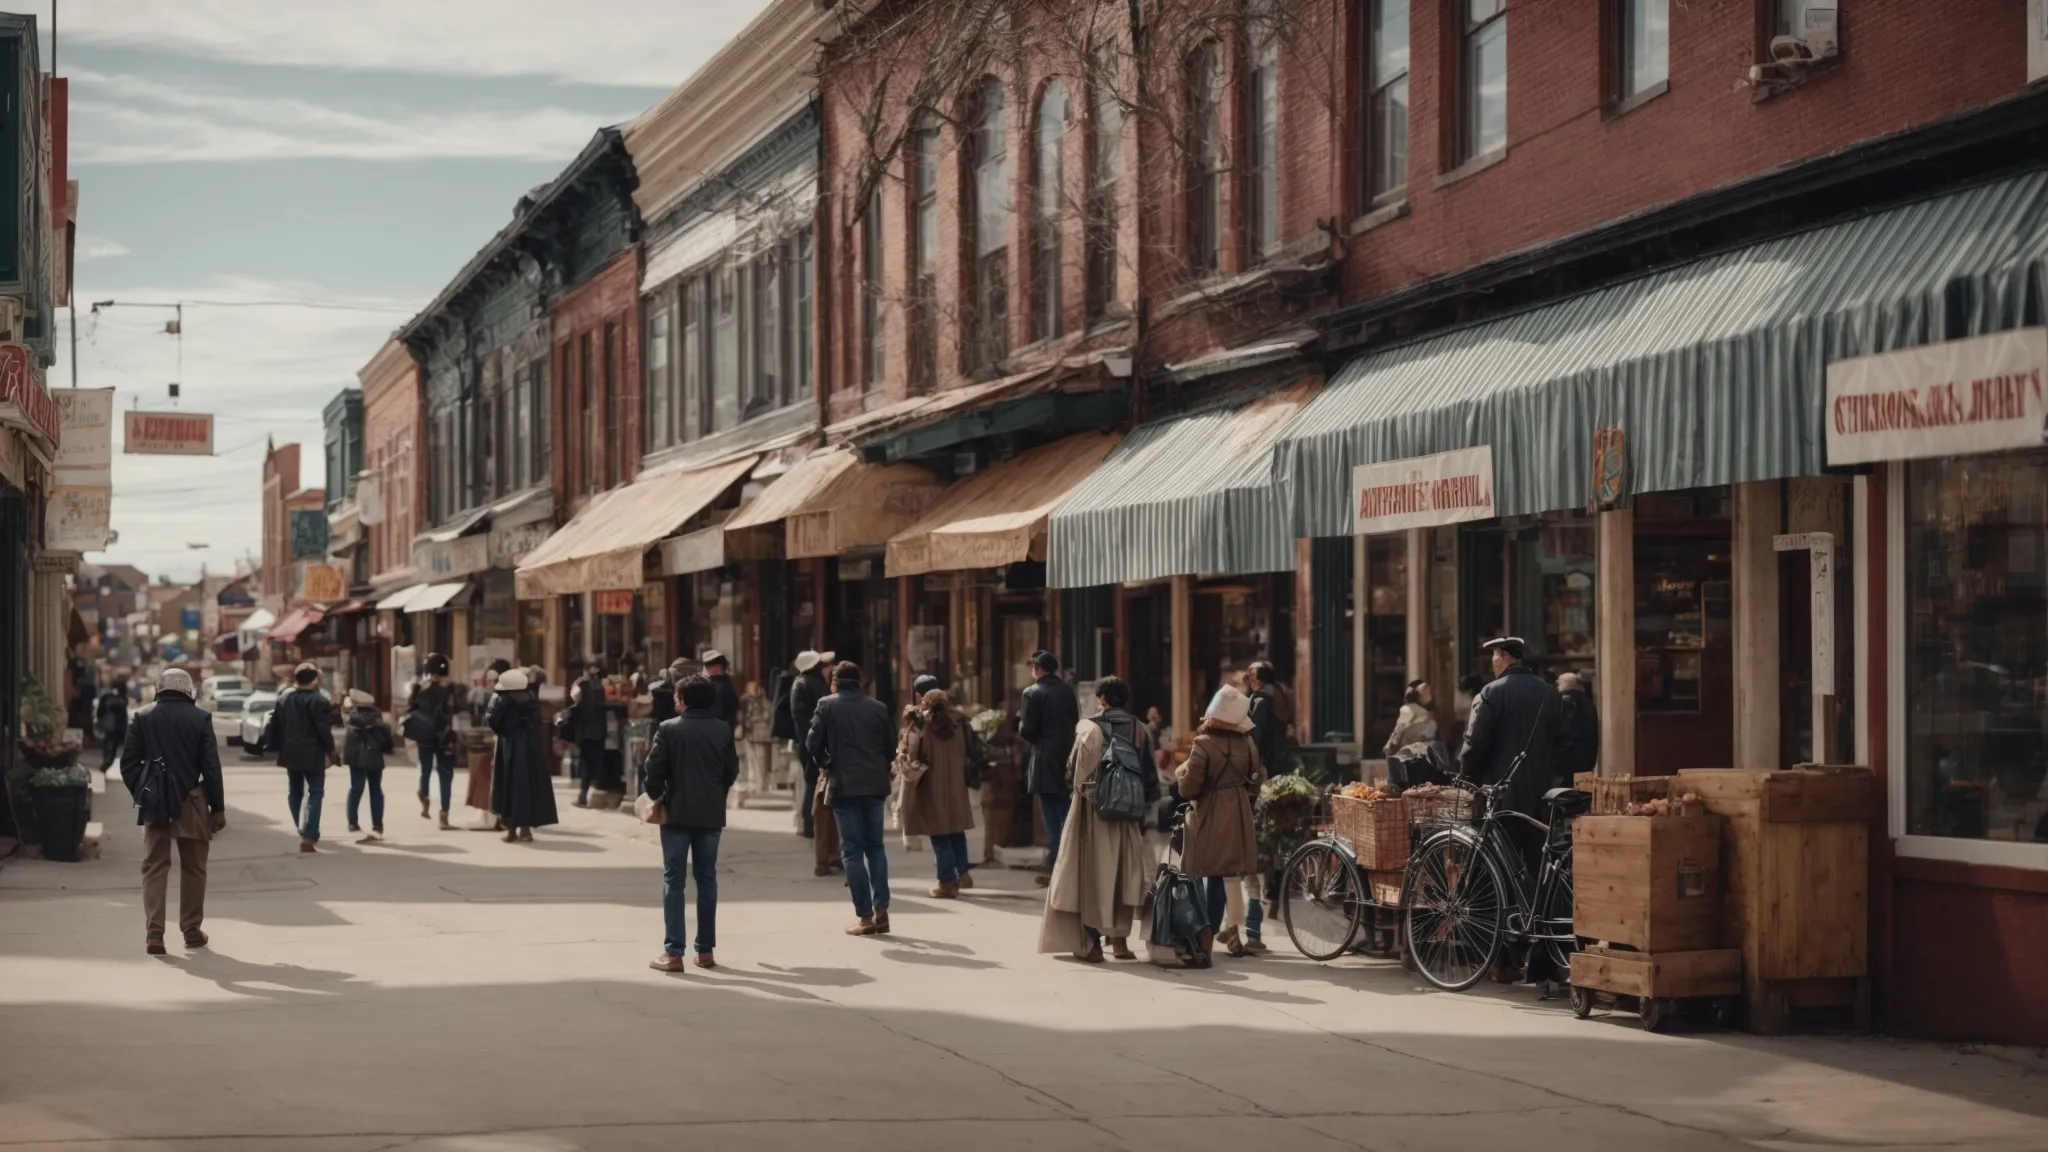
[0,763,2040,1151]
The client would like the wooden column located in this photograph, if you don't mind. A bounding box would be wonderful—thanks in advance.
[1596,506,1635,777]
[1733,479,1782,772]
[1112,584,1129,681]
[1353,533,1369,756]
[1171,574,1192,735]
[896,576,914,706]
[1293,538,1313,732]
[1404,528,1428,680]
[542,596,565,688]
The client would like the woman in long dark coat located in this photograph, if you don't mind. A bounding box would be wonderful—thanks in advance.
[487,668,558,842]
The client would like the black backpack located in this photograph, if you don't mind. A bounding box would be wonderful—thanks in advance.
[127,717,184,827]
[1092,716,1148,823]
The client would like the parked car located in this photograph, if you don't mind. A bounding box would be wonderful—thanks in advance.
[198,675,252,710]
[208,693,252,746]
[239,692,278,757]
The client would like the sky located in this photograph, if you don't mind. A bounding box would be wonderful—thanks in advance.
[41,0,772,584]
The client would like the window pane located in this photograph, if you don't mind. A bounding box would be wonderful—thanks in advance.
[1370,76,1409,200]
[793,229,813,401]
[976,83,1009,259]
[1467,0,1503,21]
[1248,61,1278,260]
[1623,0,1669,98]
[756,253,780,410]
[711,268,739,431]
[647,304,671,450]
[1465,16,1507,159]
[682,278,703,441]
[1374,0,1410,80]
[1032,81,1064,341]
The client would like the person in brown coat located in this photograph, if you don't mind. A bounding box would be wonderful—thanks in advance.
[1176,684,1266,958]
[1037,677,1158,963]
[902,689,977,898]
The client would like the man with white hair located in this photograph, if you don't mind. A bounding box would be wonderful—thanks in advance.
[122,668,227,955]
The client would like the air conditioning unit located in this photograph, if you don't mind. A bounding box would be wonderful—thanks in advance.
[1769,6,1839,65]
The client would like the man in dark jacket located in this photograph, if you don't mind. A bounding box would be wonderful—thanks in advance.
[258,662,335,853]
[644,676,741,972]
[647,671,677,727]
[789,650,833,839]
[124,668,227,955]
[1554,672,1601,785]
[702,650,742,729]
[806,661,896,935]
[1459,638,1559,871]
[1016,651,1078,886]
[1246,661,1289,774]
[571,662,610,806]
[96,678,131,770]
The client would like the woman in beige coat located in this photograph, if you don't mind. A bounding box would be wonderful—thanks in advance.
[1176,684,1265,957]
[1037,677,1157,963]
[903,689,976,898]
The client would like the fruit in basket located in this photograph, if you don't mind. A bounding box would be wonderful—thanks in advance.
[1338,782,1390,801]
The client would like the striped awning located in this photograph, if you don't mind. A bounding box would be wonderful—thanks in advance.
[514,455,756,598]
[724,448,941,559]
[1277,169,2048,538]
[887,433,1121,577]
[1047,383,1318,588]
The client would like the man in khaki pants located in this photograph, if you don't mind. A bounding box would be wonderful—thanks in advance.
[122,669,227,955]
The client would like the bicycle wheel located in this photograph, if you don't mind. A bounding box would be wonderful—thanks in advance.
[1281,839,1364,961]
[1404,831,1509,992]
[1538,862,1588,979]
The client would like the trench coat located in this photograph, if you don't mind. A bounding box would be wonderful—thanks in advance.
[1037,717,1153,952]
[902,710,975,838]
[488,690,559,830]
[1175,724,1264,878]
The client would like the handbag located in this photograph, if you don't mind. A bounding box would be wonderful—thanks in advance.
[633,790,666,825]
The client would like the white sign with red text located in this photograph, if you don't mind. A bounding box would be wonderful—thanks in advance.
[1825,328,2048,466]
[1351,446,1496,535]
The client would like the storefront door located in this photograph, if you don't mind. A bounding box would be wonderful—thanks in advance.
[1632,488,1733,772]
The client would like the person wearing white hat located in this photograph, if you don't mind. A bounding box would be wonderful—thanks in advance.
[488,667,559,841]
[1175,684,1266,959]
[342,688,395,841]
[788,650,834,846]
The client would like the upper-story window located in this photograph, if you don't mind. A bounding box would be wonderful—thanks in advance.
[645,299,673,452]
[1618,0,1669,102]
[1086,44,1122,321]
[909,110,941,391]
[863,185,885,393]
[710,265,740,433]
[1362,0,1409,207]
[966,78,1011,373]
[1186,42,1224,275]
[1244,1,1279,262]
[579,331,599,495]
[1459,0,1507,164]
[1030,80,1066,344]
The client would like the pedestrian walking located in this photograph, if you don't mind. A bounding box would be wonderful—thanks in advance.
[1017,651,1078,888]
[902,688,976,898]
[806,661,895,935]
[96,677,130,771]
[569,662,611,806]
[257,662,336,853]
[1037,676,1157,963]
[1555,672,1600,785]
[1460,637,1560,876]
[404,652,459,830]
[1245,661,1290,774]
[123,668,226,955]
[790,650,836,861]
[1382,680,1439,755]
[738,679,774,806]
[644,676,741,972]
[703,651,741,729]
[342,688,394,841]
[488,668,558,842]
[1177,684,1266,959]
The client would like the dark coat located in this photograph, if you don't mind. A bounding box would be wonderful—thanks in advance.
[642,708,740,829]
[1458,663,1559,820]
[707,672,742,729]
[769,669,796,740]
[1017,674,1079,796]
[648,678,677,726]
[260,687,334,773]
[571,674,609,741]
[1556,687,1601,782]
[789,669,827,740]
[405,679,456,753]
[489,690,559,828]
[121,693,225,825]
[805,687,894,801]
[1248,687,1287,774]
[96,687,129,738]
[343,707,394,773]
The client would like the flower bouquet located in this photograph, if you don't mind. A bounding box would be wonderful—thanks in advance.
[968,708,1005,737]
[16,677,81,769]
[1254,771,1322,873]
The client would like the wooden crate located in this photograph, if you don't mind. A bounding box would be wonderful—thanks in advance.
[1329,793,1411,869]
[1571,946,1743,1000]
[1573,814,1724,952]
[1674,768,1874,1034]
[1366,868,1404,906]
[1591,775,1675,815]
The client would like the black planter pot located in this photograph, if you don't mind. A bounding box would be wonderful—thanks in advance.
[33,784,90,862]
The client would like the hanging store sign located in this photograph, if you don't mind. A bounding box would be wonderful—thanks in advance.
[1825,327,2048,466]
[413,534,490,580]
[53,388,112,482]
[660,526,726,576]
[302,564,347,603]
[123,410,215,455]
[488,520,550,568]
[594,589,636,615]
[1351,446,1496,535]
[46,484,110,552]
[1590,427,1628,510]
[0,343,60,447]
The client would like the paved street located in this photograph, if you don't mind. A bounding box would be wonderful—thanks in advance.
[0,764,2042,1152]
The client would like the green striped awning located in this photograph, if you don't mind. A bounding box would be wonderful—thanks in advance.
[1277,169,2048,537]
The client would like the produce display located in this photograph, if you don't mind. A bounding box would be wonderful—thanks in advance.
[1338,782,1391,801]
[1255,772,1321,872]
[1621,792,1701,817]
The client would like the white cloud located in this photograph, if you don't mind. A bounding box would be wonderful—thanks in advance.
[58,0,772,89]
[68,69,641,164]
[76,234,129,260]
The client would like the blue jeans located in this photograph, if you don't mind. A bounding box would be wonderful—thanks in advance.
[347,768,385,830]
[287,767,326,841]
[577,738,607,801]
[416,747,453,814]
[832,796,890,920]
[1039,792,1072,870]
[931,831,970,885]
[660,825,721,956]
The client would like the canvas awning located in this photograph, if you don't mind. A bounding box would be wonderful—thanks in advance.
[886,432,1121,577]
[515,455,757,598]
[267,607,323,644]
[407,582,471,613]
[1047,383,1318,588]
[375,584,428,612]
[725,448,942,559]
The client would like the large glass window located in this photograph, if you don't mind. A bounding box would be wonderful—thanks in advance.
[1618,0,1669,102]
[1086,45,1122,321]
[645,299,673,452]
[711,265,740,432]
[1907,453,2048,844]
[909,112,940,391]
[1244,0,1279,262]
[753,250,781,415]
[1364,534,1409,751]
[1186,43,1223,274]
[1460,0,1507,163]
[967,78,1010,372]
[681,277,703,442]
[791,228,813,402]
[1030,80,1066,343]
[1363,0,1409,206]
[579,332,598,495]
[862,186,885,393]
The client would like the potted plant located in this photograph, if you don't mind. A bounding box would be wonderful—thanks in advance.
[17,677,90,862]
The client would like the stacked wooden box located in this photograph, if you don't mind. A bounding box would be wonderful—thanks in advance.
[1571,795,1744,1008]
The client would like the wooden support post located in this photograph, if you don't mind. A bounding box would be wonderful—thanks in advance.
[896,575,914,707]
[1171,574,1192,736]
[1113,584,1129,682]
[1597,506,1635,777]
[1733,480,1782,772]
[1404,528,1428,681]
[1293,539,1313,735]
[1353,533,1369,757]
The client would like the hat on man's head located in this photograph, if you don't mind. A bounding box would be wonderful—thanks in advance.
[496,668,530,691]
[295,661,319,676]
[913,674,940,696]
[348,688,374,707]
[1482,636,1527,660]
[701,650,728,668]
[795,650,836,673]
[157,668,195,697]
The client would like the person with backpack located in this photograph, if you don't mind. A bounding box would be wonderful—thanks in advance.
[1036,676,1158,964]
[257,662,336,853]
[901,688,976,899]
[124,668,226,955]
[1176,684,1266,959]
[342,688,395,841]
[404,653,458,830]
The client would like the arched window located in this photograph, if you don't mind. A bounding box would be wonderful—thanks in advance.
[1030,80,1066,343]
[1244,0,1279,261]
[909,109,941,391]
[1086,42,1123,320]
[966,78,1010,371]
[1185,43,1223,274]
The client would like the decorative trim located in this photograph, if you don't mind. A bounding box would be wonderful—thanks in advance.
[1347,199,1410,237]
[1433,147,1509,190]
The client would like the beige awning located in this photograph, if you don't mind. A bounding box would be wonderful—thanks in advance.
[725,448,941,559]
[515,455,757,598]
[886,432,1121,577]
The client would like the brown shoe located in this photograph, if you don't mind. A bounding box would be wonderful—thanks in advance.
[1109,938,1137,961]
[1067,945,1105,964]
[502,830,520,843]
[299,838,318,854]
[1035,873,1051,888]
[846,918,877,936]
[1218,926,1248,958]
[872,911,891,935]
[1244,934,1271,956]
[418,793,431,819]
[145,936,166,956]
[439,813,453,830]
[648,953,684,972]
[518,828,533,842]
[183,930,209,950]
[956,872,975,891]
[694,953,716,969]
[929,883,959,899]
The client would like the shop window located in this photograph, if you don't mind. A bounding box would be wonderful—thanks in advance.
[1362,0,1410,208]
[1905,453,2048,845]
[1458,0,1508,164]
[1244,0,1280,263]
[1364,534,1409,750]
[1616,0,1669,104]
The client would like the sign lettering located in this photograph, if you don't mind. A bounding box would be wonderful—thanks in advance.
[123,410,215,455]
[1826,328,2048,465]
[1351,446,1496,535]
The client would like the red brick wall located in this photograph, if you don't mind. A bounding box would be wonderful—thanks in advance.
[550,249,644,512]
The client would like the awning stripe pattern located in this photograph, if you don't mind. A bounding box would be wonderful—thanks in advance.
[1276,169,2048,538]
[725,448,942,558]
[888,432,1121,577]
[1047,383,1318,589]
[514,456,757,598]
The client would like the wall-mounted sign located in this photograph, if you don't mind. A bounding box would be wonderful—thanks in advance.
[837,557,873,582]
[413,534,490,580]
[1351,446,1496,535]
[1590,427,1627,509]
[124,410,215,455]
[0,343,60,447]
[594,589,636,616]
[53,388,112,482]
[289,508,330,560]
[46,485,110,552]
[1825,327,2047,466]
[302,563,346,603]
[489,520,550,568]
[661,526,726,576]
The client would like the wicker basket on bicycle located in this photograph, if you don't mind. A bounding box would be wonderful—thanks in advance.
[1327,792,1411,870]
[1405,783,1478,827]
